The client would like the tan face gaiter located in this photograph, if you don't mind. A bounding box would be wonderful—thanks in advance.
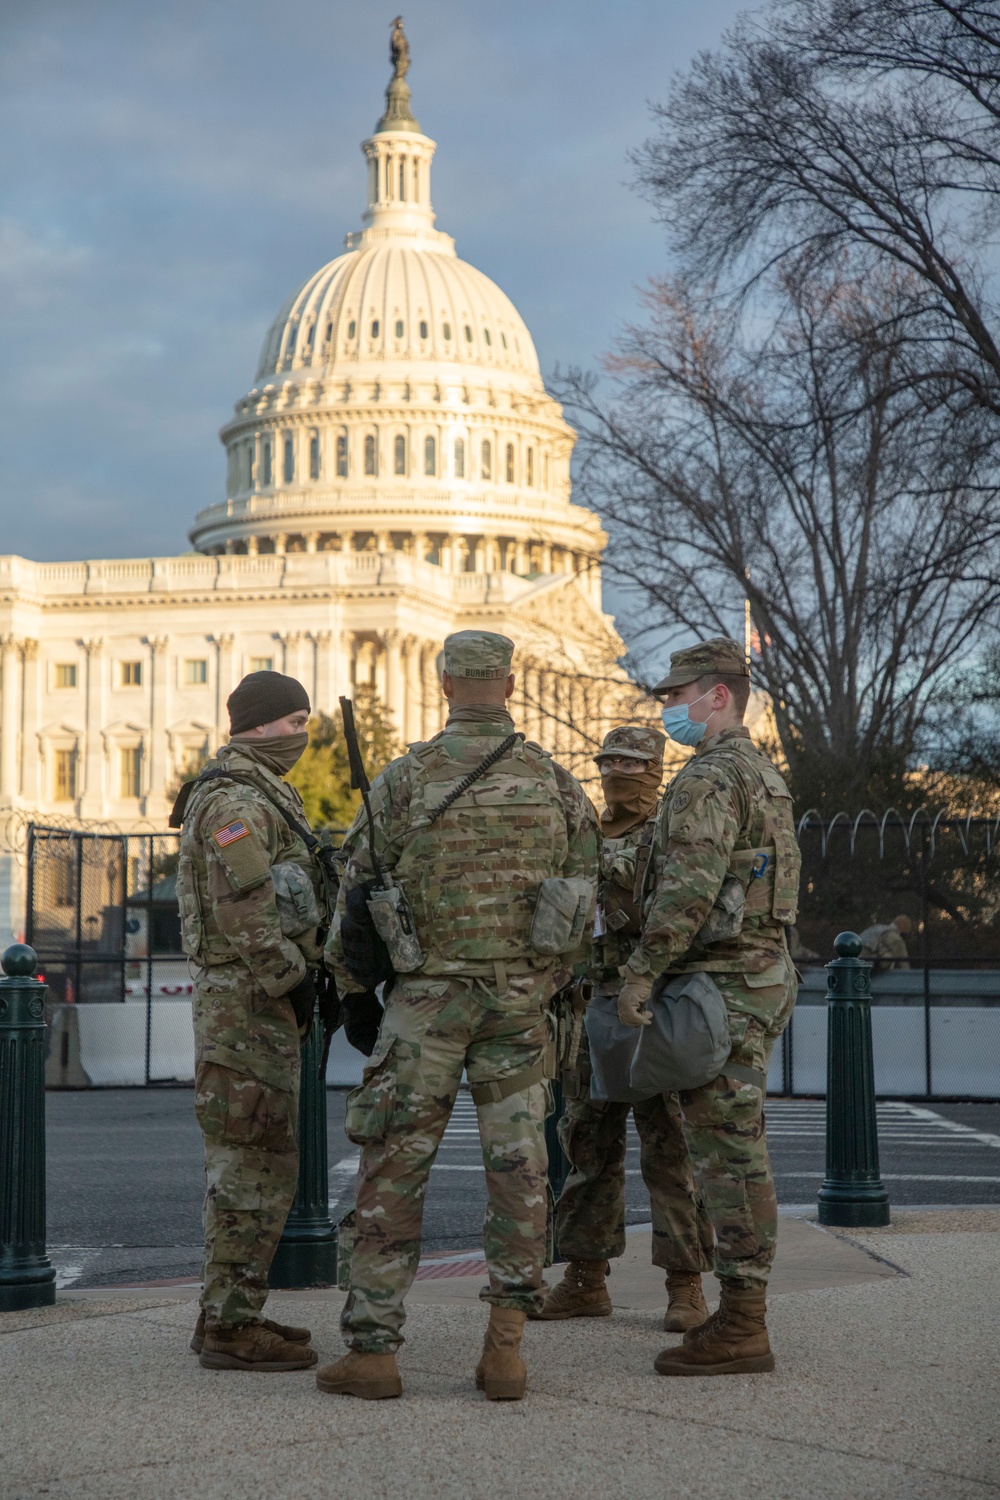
[600,763,663,838]
[230,731,309,777]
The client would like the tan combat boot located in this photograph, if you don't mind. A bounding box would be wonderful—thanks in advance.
[190,1309,311,1354]
[654,1282,774,1376]
[316,1350,403,1400]
[199,1321,318,1372]
[528,1259,612,1320]
[475,1306,527,1400]
[662,1271,709,1333]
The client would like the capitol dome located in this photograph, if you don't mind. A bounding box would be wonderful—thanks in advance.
[188,39,604,589]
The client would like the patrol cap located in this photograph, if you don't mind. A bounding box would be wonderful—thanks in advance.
[442,630,514,680]
[594,725,666,765]
[653,637,749,694]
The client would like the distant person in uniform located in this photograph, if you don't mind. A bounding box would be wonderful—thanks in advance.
[860,915,912,971]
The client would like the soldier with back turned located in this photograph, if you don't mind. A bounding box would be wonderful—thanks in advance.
[316,630,599,1403]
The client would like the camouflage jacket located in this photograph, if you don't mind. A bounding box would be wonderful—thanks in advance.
[594,814,656,981]
[625,727,800,980]
[326,714,599,989]
[176,744,324,997]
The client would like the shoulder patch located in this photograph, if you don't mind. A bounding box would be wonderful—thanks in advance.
[671,789,692,814]
[213,821,251,848]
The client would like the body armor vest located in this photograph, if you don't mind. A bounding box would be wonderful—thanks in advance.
[393,727,569,972]
[176,750,319,967]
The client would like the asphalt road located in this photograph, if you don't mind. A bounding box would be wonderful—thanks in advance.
[45,1088,1000,1289]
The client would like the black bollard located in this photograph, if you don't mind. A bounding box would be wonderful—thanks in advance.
[817,932,890,1227]
[0,944,57,1310]
[269,1001,338,1288]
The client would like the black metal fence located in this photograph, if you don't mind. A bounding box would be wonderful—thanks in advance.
[27,813,1000,1097]
[27,827,185,1085]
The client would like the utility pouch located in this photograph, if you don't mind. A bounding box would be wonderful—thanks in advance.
[629,971,732,1095]
[335,1208,355,1290]
[270,861,322,938]
[530,877,595,956]
[695,872,746,945]
[366,883,424,973]
[175,852,205,959]
[584,991,652,1104]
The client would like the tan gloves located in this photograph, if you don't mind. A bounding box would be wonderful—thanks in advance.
[617,970,654,1027]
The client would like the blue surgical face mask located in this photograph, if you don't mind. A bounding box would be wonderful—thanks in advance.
[660,688,715,747]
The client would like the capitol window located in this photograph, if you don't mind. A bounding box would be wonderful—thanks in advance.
[464,325,473,342]
[371,319,380,338]
[347,319,356,339]
[364,434,377,475]
[120,661,142,687]
[184,659,208,685]
[54,663,77,690]
[481,440,491,480]
[526,448,534,487]
[246,443,255,489]
[413,159,419,199]
[399,160,406,199]
[54,749,77,803]
[120,747,142,800]
[505,443,515,483]
[394,434,407,475]
[395,319,404,338]
[501,332,508,349]
[419,319,428,339]
[336,432,348,477]
[304,322,315,349]
[442,322,452,341]
[262,441,272,487]
[283,437,295,483]
[309,433,321,480]
[454,437,465,477]
[325,321,333,343]
[249,656,273,673]
[424,435,436,476]
[483,328,492,346]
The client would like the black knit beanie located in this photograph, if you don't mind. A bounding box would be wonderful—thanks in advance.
[227,671,310,735]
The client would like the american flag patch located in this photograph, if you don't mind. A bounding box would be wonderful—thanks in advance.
[213,821,250,847]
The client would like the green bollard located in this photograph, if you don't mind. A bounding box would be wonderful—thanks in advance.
[0,944,57,1310]
[268,1002,338,1288]
[817,932,890,1227]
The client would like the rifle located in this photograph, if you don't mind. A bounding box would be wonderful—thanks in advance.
[338,697,423,973]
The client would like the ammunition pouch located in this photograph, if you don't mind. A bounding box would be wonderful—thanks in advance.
[271,861,322,938]
[366,882,424,973]
[529,877,595,956]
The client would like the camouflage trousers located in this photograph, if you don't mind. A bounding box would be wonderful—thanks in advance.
[341,969,553,1354]
[556,1021,713,1272]
[192,966,301,1327]
[672,965,798,1287]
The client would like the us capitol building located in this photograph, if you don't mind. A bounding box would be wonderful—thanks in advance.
[0,29,633,938]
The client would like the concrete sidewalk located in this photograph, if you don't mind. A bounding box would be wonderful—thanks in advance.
[3,1211,997,1499]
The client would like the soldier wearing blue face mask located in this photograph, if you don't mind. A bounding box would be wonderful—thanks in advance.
[620,637,801,1379]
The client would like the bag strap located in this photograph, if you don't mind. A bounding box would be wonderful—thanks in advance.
[426,733,518,825]
[171,766,319,851]
[723,1061,767,1091]
[470,1056,547,1105]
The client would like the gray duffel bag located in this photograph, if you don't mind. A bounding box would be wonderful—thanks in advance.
[628,971,734,1096]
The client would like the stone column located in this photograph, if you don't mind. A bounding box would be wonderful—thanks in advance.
[0,637,21,801]
[338,630,355,696]
[79,639,105,818]
[210,634,234,748]
[383,631,402,734]
[514,539,529,576]
[412,531,428,565]
[19,642,39,803]
[402,637,423,743]
[145,636,170,812]
[274,533,287,556]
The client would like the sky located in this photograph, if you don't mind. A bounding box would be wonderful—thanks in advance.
[0,0,749,564]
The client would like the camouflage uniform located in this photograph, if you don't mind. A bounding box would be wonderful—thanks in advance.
[326,632,599,1354]
[626,641,801,1289]
[557,726,713,1275]
[176,743,324,1327]
[860,921,911,971]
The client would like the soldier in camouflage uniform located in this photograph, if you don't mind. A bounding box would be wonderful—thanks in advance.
[616,639,801,1377]
[175,670,323,1373]
[315,630,599,1403]
[860,915,912,971]
[534,726,713,1331]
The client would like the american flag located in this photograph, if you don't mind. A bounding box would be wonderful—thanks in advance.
[213,821,250,847]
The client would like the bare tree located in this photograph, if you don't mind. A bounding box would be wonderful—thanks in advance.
[557,263,1000,809]
[638,0,1000,414]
